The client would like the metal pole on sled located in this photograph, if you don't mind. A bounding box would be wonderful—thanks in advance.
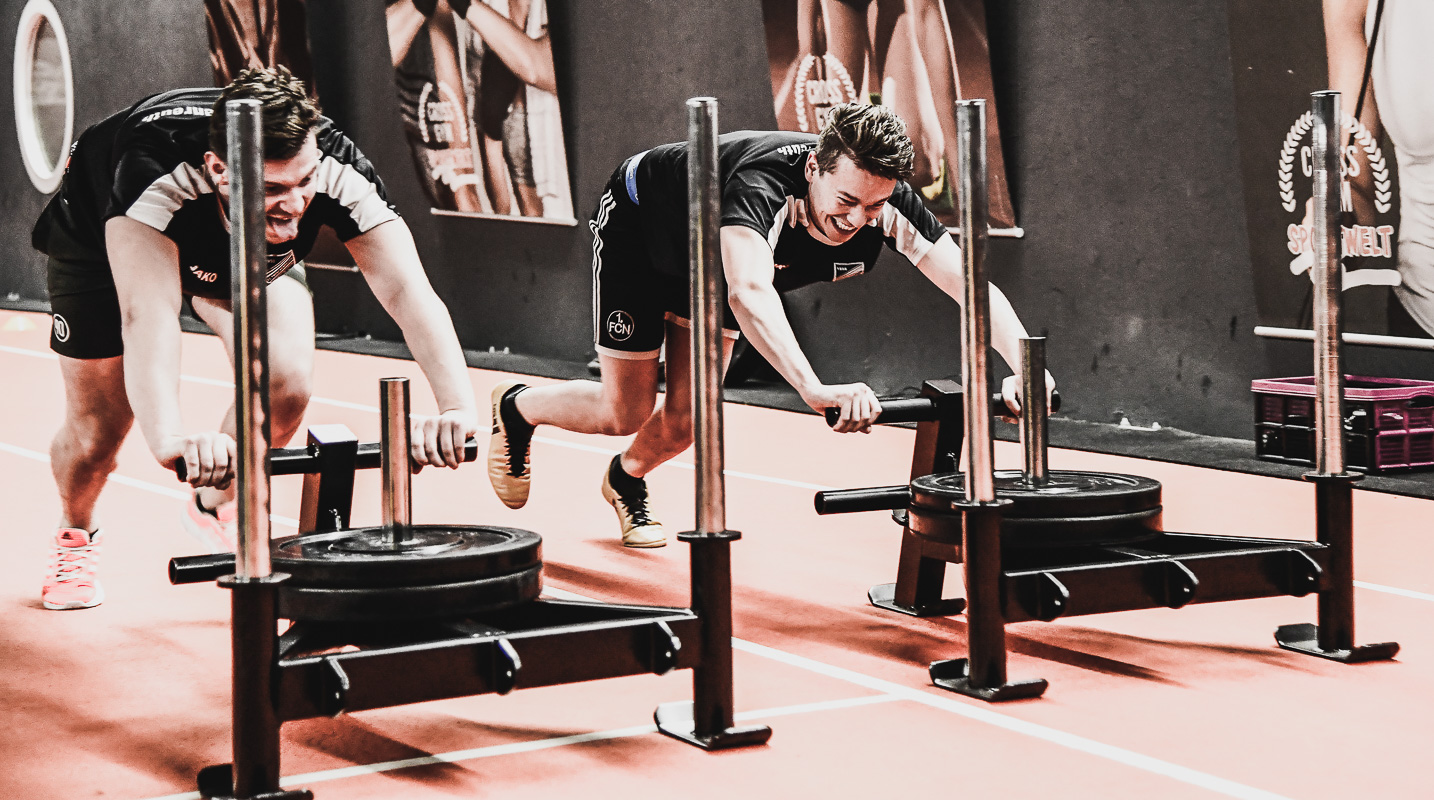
[198,99,313,800]
[1274,90,1398,664]
[926,100,1047,701]
[653,97,772,749]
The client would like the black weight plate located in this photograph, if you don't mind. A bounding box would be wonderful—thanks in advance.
[277,563,543,622]
[272,525,542,588]
[906,504,1162,548]
[911,470,1161,520]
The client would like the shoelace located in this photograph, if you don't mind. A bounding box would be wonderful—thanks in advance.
[50,542,100,584]
[618,487,656,527]
[506,424,533,477]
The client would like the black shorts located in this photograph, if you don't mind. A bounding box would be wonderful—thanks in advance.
[46,257,311,360]
[590,157,738,360]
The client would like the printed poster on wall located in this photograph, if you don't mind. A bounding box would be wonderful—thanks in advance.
[386,0,574,223]
[760,0,1016,231]
[1230,0,1433,343]
[206,0,315,91]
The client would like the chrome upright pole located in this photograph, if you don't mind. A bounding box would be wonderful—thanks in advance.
[958,100,994,503]
[655,96,770,750]
[929,99,1046,701]
[690,97,726,536]
[1020,337,1049,486]
[223,98,310,800]
[230,99,271,582]
[1310,90,1345,476]
[380,377,413,544]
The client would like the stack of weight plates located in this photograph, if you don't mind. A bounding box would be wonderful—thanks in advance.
[270,525,543,622]
[907,470,1163,548]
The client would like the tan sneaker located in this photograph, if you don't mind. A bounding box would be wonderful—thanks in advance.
[601,463,666,548]
[488,380,533,508]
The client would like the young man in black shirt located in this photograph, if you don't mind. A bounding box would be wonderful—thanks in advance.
[35,68,479,609]
[488,103,1052,547]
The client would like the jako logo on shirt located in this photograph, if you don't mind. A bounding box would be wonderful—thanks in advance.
[833,262,864,281]
[52,314,70,342]
[606,311,635,342]
[188,264,219,283]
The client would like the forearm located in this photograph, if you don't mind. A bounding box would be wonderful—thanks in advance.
[382,284,477,414]
[727,285,822,395]
[120,312,186,456]
[988,283,1032,376]
[463,4,556,92]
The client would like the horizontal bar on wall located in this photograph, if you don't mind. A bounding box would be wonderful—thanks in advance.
[430,209,578,227]
[948,227,1025,239]
[1254,325,1434,351]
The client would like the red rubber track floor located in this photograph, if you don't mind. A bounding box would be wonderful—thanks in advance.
[0,308,1428,800]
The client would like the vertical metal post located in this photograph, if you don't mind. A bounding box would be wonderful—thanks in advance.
[1020,337,1049,485]
[1274,90,1399,666]
[218,98,311,800]
[958,100,995,504]
[689,98,726,538]
[380,378,413,544]
[231,98,271,582]
[655,97,770,751]
[1310,90,1345,477]
[929,100,1046,702]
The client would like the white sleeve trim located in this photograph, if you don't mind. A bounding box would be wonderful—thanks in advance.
[123,162,212,232]
[879,203,937,265]
[765,197,793,249]
[315,155,399,233]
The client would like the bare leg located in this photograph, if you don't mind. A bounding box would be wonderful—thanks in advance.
[820,0,871,104]
[621,320,736,477]
[515,352,660,436]
[190,275,315,509]
[51,356,134,530]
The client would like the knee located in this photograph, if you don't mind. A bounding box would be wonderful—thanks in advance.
[55,414,129,470]
[269,370,312,431]
[594,399,653,437]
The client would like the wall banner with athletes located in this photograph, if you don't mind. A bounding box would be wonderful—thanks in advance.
[206,0,315,91]
[385,0,574,224]
[1229,0,1434,344]
[760,0,1016,232]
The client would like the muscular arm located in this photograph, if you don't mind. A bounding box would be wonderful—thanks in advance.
[347,218,479,463]
[1324,0,1380,222]
[915,232,1055,409]
[106,216,232,485]
[722,224,879,430]
[461,3,557,93]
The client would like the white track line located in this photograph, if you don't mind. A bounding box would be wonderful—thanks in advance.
[1354,580,1434,602]
[133,694,903,800]
[540,586,1295,800]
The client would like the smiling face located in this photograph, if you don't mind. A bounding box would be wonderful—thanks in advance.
[204,132,321,244]
[803,151,897,245]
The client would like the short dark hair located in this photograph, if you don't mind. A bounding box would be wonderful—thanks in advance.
[208,66,321,161]
[814,103,915,182]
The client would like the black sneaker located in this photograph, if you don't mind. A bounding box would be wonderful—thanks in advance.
[488,381,533,508]
[601,463,666,548]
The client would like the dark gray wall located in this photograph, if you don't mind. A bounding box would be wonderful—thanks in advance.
[5,0,1410,439]
[0,0,210,300]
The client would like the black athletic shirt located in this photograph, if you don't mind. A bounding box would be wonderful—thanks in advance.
[33,88,399,299]
[633,131,948,289]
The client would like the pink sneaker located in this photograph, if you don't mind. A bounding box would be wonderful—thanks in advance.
[42,528,105,610]
[182,492,237,553]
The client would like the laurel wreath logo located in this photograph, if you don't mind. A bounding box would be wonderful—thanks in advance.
[794,53,857,133]
[1277,112,1390,214]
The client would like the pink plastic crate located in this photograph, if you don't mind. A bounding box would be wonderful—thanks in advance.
[1251,376,1434,473]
